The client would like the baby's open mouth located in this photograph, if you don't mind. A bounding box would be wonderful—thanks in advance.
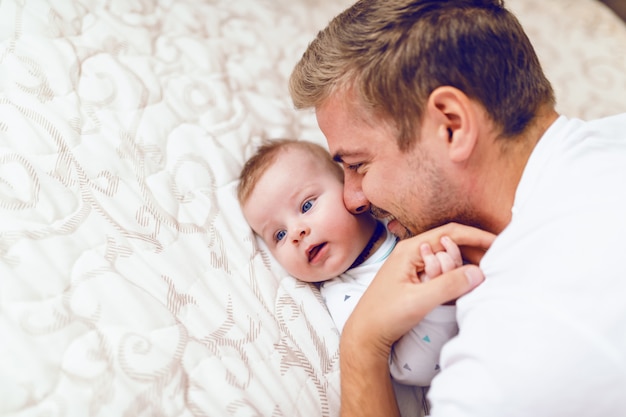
[307,243,327,262]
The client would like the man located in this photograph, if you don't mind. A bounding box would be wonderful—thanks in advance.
[289,0,626,416]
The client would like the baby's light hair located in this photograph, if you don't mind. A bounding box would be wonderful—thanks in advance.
[237,139,344,206]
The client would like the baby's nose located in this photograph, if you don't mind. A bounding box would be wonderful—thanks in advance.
[291,226,309,243]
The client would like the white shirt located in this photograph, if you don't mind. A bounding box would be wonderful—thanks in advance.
[429,114,626,416]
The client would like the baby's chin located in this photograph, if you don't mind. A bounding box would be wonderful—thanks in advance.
[292,267,346,284]
[290,250,359,282]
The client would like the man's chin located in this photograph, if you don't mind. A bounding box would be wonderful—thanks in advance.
[386,218,413,240]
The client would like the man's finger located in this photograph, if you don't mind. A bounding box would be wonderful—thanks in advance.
[417,265,485,311]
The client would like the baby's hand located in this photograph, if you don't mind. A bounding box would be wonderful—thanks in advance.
[419,236,463,281]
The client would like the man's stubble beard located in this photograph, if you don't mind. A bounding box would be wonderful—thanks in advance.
[372,151,478,240]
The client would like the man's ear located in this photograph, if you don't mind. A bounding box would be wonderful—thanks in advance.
[426,86,478,163]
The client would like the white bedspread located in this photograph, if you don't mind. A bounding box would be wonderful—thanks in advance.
[1,0,625,416]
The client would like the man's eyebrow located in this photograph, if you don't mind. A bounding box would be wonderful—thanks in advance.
[332,149,365,163]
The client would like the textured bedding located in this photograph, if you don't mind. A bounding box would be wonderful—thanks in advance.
[1,1,625,416]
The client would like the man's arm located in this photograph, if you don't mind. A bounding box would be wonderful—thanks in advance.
[340,333,400,417]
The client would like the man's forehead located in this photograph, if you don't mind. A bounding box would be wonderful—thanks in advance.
[317,88,368,127]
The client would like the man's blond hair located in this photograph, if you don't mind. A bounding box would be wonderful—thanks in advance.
[289,0,555,151]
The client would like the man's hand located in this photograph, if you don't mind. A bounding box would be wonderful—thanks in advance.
[339,223,495,417]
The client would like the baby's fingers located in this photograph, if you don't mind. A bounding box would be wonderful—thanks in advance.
[440,236,463,267]
[436,251,457,273]
[420,243,440,280]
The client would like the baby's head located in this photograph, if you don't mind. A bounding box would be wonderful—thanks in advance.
[238,139,343,204]
[238,139,376,282]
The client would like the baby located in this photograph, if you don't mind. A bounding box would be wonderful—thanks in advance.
[237,139,459,386]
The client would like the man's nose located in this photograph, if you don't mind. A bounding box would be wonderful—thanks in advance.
[343,175,370,214]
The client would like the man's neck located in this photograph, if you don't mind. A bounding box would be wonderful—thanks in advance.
[473,107,559,234]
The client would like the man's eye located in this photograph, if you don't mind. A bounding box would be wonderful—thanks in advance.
[302,199,314,213]
[346,163,363,172]
[275,229,286,241]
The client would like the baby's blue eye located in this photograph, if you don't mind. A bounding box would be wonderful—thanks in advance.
[275,230,286,241]
[302,199,313,213]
